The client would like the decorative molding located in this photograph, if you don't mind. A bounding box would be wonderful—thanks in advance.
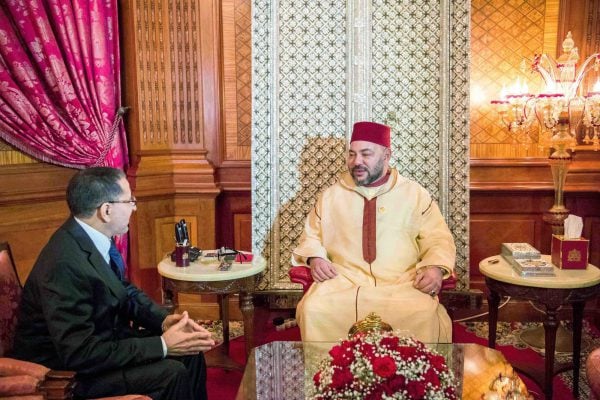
[169,0,203,145]
[136,0,168,146]
[131,0,209,149]
[127,151,219,196]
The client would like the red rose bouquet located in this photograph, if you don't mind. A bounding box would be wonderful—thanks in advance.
[311,331,457,400]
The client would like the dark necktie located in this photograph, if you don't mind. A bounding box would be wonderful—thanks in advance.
[108,240,125,280]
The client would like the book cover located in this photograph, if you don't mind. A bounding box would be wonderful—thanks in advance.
[510,258,556,277]
[501,243,541,260]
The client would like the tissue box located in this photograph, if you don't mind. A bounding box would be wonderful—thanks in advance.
[551,235,589,269]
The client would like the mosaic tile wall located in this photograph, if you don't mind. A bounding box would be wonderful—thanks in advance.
[252,1,470,290]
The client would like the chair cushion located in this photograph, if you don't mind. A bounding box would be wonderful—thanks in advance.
[0,249,21,356]
[0,358,49,381]
[0,374,40,396]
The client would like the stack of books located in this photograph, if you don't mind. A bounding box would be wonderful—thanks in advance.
[501,243,556,277]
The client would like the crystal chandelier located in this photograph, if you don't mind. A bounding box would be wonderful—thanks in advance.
[491,32,600,233]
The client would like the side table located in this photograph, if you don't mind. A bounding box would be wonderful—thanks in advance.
[479,254,600,399]
[158,252,265,370]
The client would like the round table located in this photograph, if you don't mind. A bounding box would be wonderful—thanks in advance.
[479,254,600,399]
[158,252,265,370]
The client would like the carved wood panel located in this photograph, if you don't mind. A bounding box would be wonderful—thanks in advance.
[222,0,252,161]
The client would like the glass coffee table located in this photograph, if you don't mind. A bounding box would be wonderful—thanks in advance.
[235,341,522,400]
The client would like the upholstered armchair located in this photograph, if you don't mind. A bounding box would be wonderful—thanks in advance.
[0,241,74,399]
[588,347,600,400]
[0,242,150,400]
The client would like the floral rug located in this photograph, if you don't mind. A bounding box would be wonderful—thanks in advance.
[456,320,600,399]
[198,319,244,343]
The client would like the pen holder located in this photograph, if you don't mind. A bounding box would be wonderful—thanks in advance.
[174,244,190,267]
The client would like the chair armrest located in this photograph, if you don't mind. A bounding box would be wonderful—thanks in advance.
[288,266,314,293]
[40,370,76,400]
[290,266,458,294]
[0,358,75,400]
[0,358,50,380]
[0,375,40,396]
[441,273,457,291]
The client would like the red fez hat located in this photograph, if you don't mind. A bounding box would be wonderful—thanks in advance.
[350,121,391,148]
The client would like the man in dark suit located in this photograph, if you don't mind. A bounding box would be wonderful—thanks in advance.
[12,167,215,400]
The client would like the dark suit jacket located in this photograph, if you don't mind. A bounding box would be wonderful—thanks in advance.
[12,217,168,375]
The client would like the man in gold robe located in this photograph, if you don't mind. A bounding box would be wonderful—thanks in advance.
[293,121,456,343]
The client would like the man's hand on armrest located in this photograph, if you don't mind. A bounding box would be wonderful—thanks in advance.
[308,257,338,282]
[413,265,444,296]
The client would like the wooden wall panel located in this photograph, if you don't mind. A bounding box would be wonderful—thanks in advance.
[128,195,217,301]
[121,0,223,300]
[233,213,251,251]
[153,215,199,265]
[215,191,250,256]
[470,215,543,287]
[0,202,70,282]
[0,164,75,283]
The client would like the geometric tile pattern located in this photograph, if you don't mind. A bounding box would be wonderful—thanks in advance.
[370,0,470,289]
[253,0,471,290]
[470,0,547,158]
[252,0,348,290]
[448,1,471,290]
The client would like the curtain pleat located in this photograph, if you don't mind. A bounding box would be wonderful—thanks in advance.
[0,0,127,169]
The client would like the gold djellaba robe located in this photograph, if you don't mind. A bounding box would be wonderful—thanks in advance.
[292,168,456,343]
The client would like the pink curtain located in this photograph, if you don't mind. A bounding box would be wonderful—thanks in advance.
[0,0,127,168]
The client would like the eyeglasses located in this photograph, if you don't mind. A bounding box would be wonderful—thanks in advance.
[107,196,137,206]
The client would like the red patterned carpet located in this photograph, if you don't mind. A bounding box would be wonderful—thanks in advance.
[206,320,599,399]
